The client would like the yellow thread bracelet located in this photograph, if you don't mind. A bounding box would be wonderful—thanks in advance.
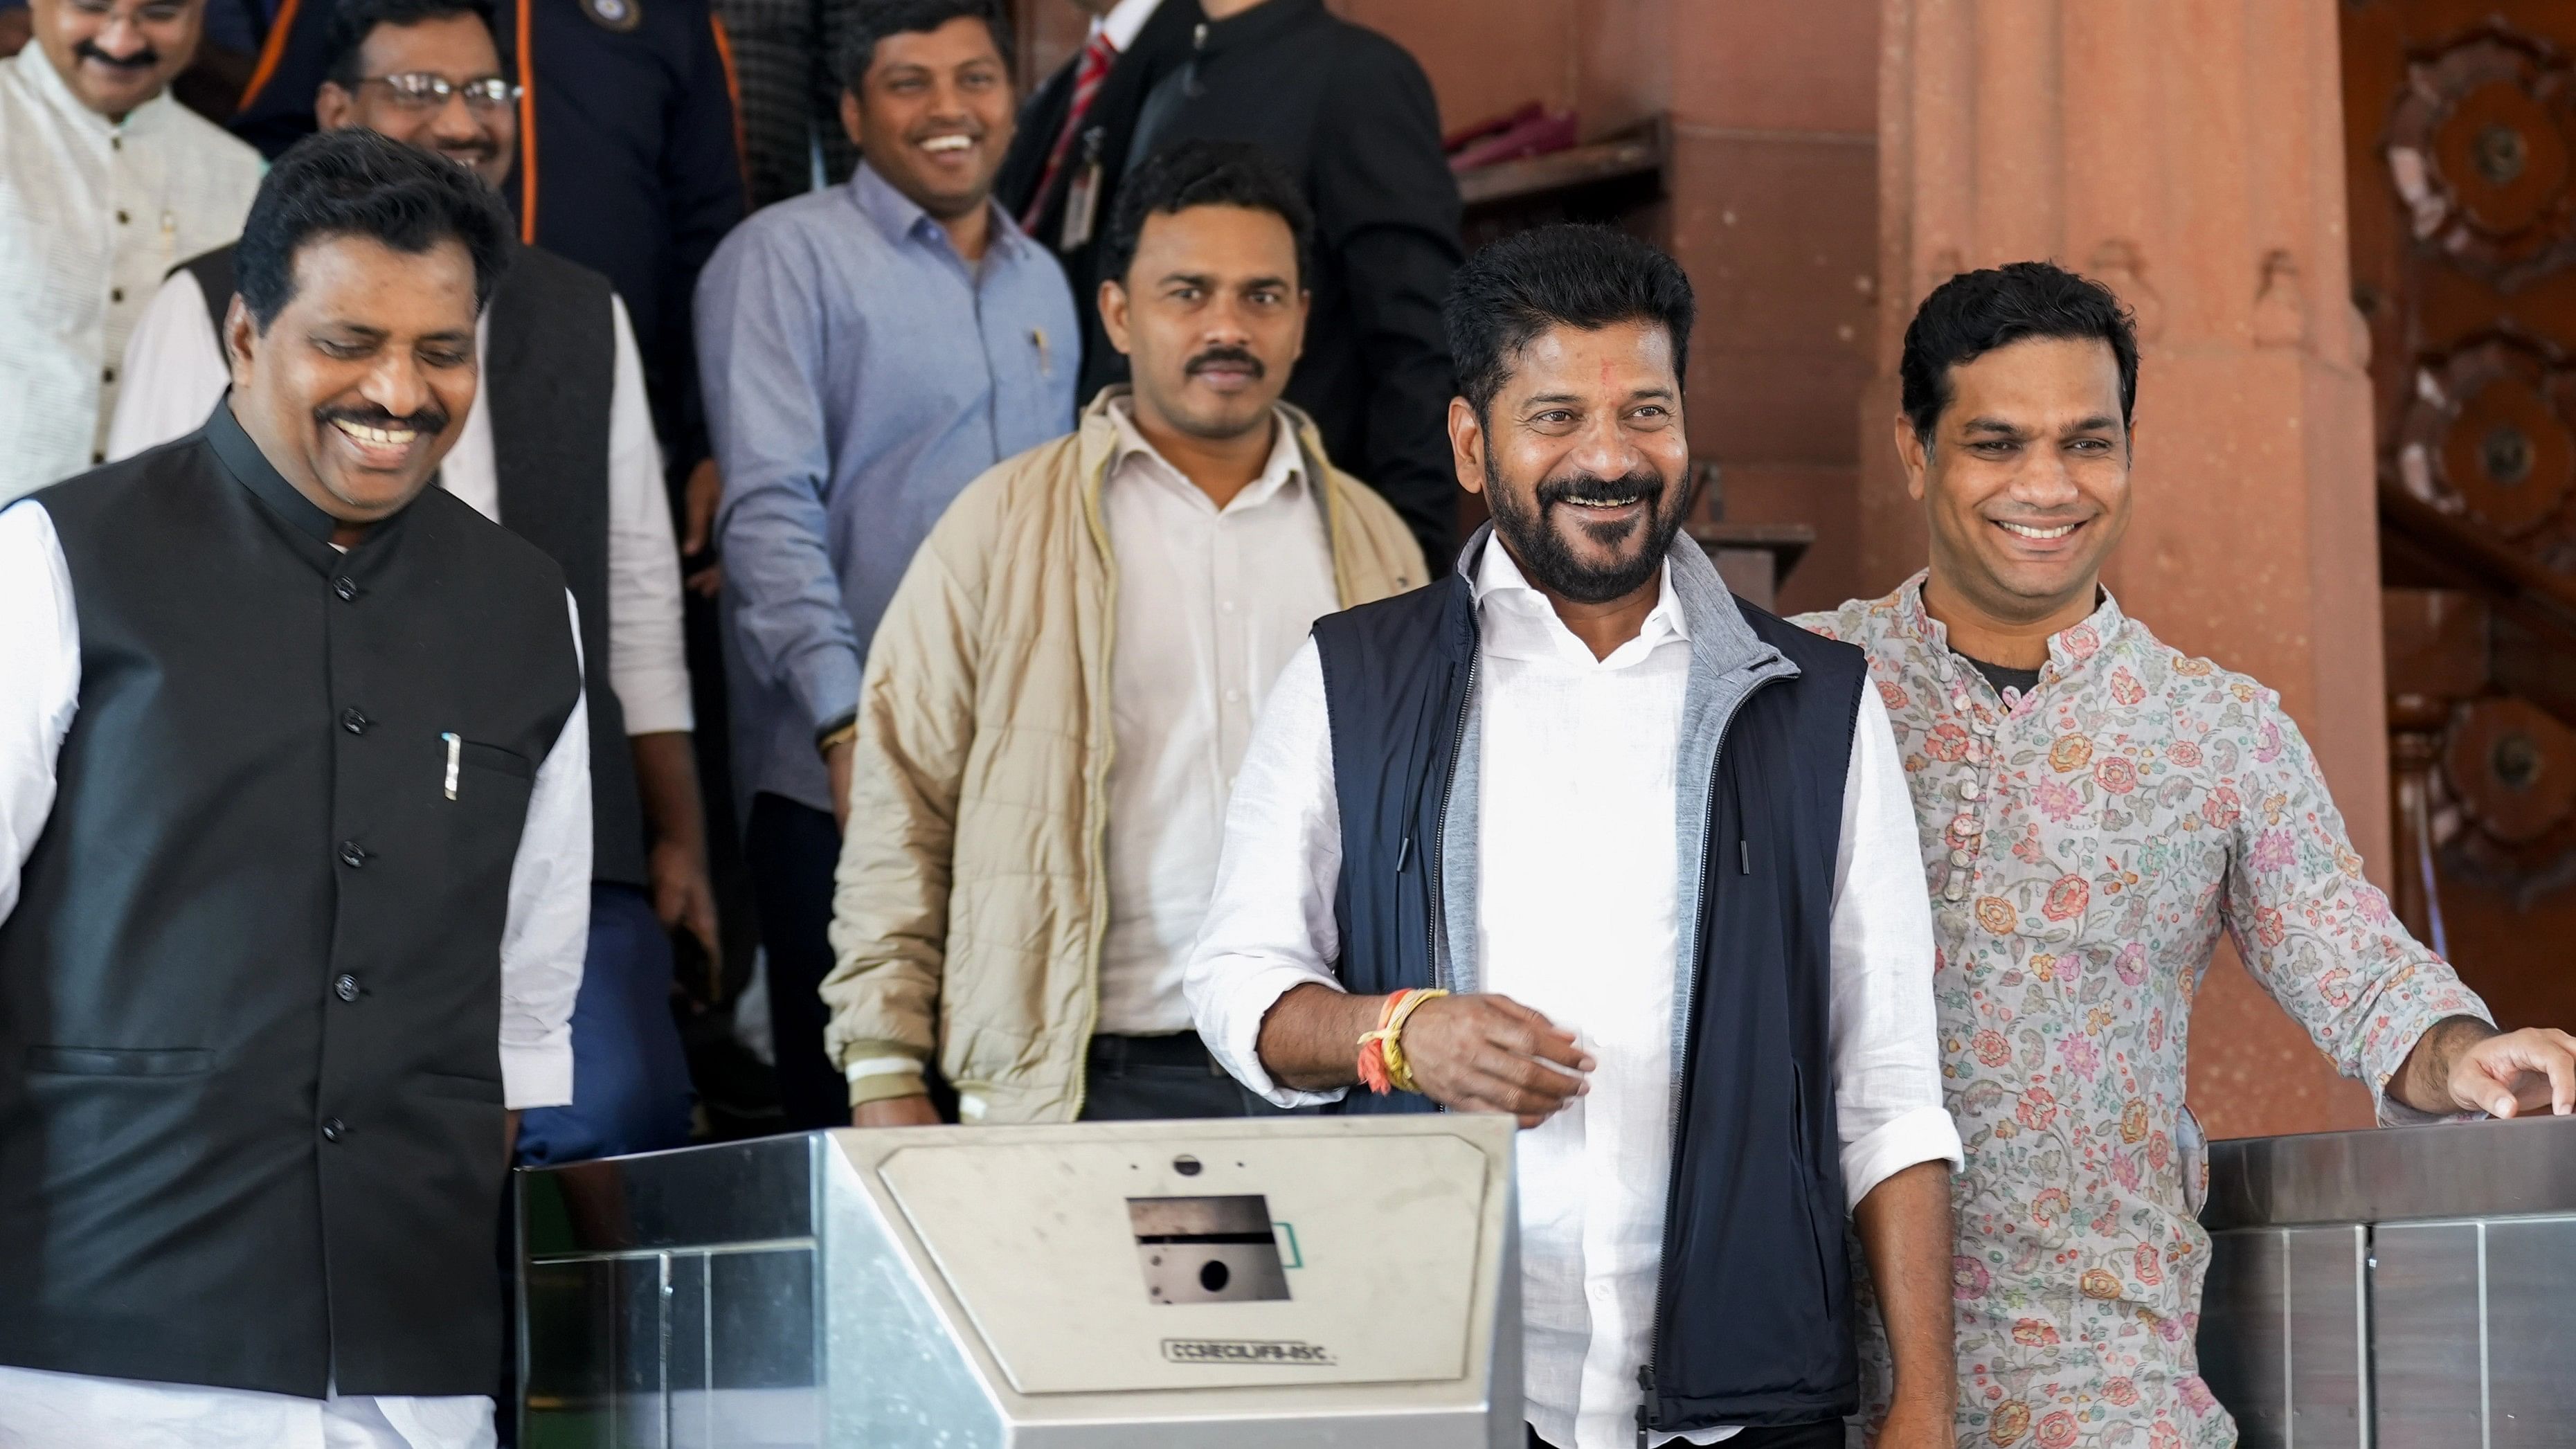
[1372,987,1448,1095]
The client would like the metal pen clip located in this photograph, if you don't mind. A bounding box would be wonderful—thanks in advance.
[442,732,460,800]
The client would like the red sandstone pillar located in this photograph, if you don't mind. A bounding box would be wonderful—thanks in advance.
[1868,0,2388,1136]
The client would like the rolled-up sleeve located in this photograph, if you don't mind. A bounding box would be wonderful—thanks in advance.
[1830,687,1965,1209]
[498,592,595,1109]
[1185,640,1350,1109]
[699,225,863,736]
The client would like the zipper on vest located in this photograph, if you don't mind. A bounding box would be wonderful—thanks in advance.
[1638,668,1785,1439]
[1424,654,1477,994]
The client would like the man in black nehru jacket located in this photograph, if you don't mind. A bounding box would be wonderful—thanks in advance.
[0,129,591,1448]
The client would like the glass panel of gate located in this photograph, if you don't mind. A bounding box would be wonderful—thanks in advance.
[2484,1215,2576,1448]
[2371,1221,2486,1449]
[705,1245,822,1446]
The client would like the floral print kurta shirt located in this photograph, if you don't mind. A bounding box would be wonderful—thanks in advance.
[1796,577,2488,1449]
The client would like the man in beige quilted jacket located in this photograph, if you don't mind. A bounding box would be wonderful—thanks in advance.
[822,140,1426,1126]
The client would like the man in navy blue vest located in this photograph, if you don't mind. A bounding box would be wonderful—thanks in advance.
[1186,224,1964,1449]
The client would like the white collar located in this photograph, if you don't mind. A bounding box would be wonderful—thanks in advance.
[1090,0,1164,52]
[1106,397,1306,514]
[1473,534,1688,669]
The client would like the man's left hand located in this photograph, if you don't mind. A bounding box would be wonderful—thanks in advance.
[650,836,721,993]
[2442,1026,2576,1118]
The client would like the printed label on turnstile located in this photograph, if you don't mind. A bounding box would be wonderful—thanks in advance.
[873,1131,1492,1394]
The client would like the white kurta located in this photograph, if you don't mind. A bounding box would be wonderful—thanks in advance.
[0,51,263,502]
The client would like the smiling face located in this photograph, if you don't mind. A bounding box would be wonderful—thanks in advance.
[226,233,478,534]
[1100,203,1306,443]
[1453,319,1691,606]
[30,0,201,119]
[840,15,1012,222]
[314,12,517,191]
[1902,334,2134,628]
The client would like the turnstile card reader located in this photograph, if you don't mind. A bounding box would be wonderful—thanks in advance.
[519,1115,1522,1448]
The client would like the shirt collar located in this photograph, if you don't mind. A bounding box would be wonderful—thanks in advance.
[14,46,172,139]
[1891,568,2129,685]
[847,160,1029,262]
[1093,0,1163,52]
[1472,537,1688,669]
[1105,395,1306,512]
[203,394,416,564]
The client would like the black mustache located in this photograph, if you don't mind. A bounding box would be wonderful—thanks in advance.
[75,39,159,70]
[1537,470,1664,509]
[1186,347,1263,379]
[318,404,451,436]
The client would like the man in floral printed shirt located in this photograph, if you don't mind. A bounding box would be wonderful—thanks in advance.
[1796,261,2576,1449]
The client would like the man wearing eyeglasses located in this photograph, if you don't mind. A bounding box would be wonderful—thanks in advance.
[109,0,714,1180]
[0,0,262,503]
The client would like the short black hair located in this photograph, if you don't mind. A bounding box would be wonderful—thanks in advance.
[1899,261,2139,442]
[323,0,495,89]
[235,129,514,332]
[1098,139,1313,289]
[838,0,1011,93]
[1443,224,1695,422]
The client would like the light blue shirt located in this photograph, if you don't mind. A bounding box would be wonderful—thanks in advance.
[701,162,1080,813]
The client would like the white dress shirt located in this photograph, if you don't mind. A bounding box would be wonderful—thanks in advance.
[106,270,694,736]
[1185,543,1963,1449]
[1097,399,1341,1033]
[0,496,591,1449]
[1092,0,1163,48]
[0,51,264,503]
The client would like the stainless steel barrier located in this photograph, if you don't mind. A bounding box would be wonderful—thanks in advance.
[2197,1115,2576,1448]
[516,1117,1522,1448]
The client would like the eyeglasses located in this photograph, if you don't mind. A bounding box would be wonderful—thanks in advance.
[359,73,523,111]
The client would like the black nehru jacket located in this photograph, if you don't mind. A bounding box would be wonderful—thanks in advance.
[1128,0,1464,566]
[0,404,582,1397]
[180,241,648,888]
[994,0,1205,407]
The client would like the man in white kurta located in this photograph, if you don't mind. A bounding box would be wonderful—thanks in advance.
[0,0,262,500]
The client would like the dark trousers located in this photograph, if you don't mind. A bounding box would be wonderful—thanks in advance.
[1529,1422,1843,1448]
[1079,1032,1297,1120]
[744,792,854,1131]
[514,883,695,1164]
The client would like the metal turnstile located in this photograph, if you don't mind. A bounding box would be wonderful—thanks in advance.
[2197,1114,2576,1448]
[516,1116,1522,1447]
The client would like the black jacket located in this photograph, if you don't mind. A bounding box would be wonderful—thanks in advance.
[229,0,746,479]
[1128,0,1463,566]
[0,406,582,1397]
[996,0,1205,408]
[1309,532,1869,1432]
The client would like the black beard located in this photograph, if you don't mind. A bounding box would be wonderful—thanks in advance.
[1483,456,1684,605]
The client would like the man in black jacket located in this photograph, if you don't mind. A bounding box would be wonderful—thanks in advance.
[0,129,587,1449]
[1124,0,1461,566]
[996,0,1200,406]
[1185,226,1959,1448]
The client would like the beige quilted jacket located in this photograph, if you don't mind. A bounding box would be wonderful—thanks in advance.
[819,390,1427,1122]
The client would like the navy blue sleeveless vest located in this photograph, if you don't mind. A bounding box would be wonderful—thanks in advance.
[1311,549,1872,1433]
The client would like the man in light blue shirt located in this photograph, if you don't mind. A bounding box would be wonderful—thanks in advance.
[698,0,1079,1129]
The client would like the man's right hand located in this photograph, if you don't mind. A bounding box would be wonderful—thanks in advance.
[1397,994,1592,1128]
[854,1094,942,1128]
